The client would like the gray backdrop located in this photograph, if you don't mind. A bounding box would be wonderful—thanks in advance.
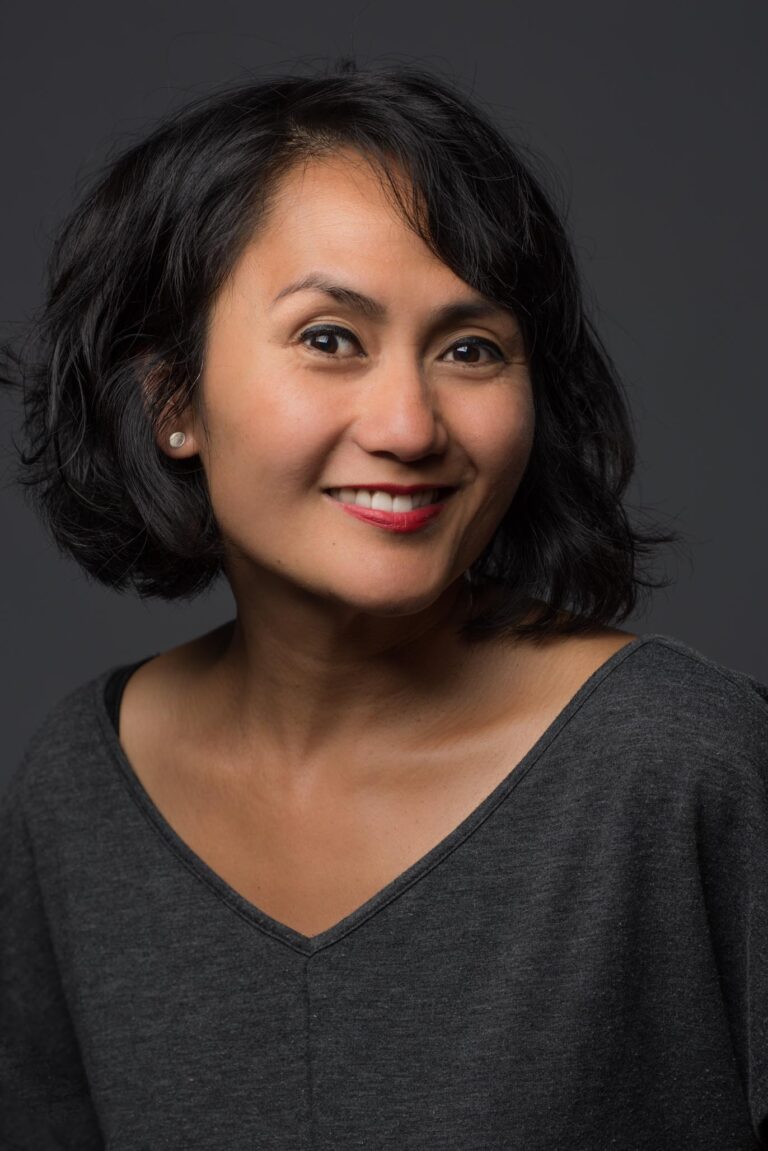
[1,0,766,792]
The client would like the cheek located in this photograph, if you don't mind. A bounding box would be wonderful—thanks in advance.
[201,378,344,510]
[458,387,535,490]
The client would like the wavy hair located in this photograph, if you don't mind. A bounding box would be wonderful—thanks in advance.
[1,56,682,638]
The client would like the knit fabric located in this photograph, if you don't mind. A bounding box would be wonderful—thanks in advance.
[2,633,767,1149]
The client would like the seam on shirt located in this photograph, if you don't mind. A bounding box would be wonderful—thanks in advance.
[649,635,765,697]
[303,957,318,1150]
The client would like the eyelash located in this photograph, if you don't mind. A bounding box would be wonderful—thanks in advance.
[297,324,508,366]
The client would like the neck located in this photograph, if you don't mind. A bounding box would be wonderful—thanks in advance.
[182,573,519,783]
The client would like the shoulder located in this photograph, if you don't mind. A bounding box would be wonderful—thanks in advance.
[619,634,768,741]
[2,663,126,818]
[599,633,768,799]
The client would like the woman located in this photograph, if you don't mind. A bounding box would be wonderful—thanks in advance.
[1,59,766,1150]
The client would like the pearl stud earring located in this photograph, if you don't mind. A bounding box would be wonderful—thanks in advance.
[169,431,186,448]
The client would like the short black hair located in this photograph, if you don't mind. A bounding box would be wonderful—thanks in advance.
[1,56,682,639]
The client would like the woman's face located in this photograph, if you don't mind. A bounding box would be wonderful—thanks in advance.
[173,148,535,618]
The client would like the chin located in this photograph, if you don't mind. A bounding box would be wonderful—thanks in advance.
[323,573,458,618]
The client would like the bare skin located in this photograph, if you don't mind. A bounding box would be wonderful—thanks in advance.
[122,147,639,939]
[119,607,637,940]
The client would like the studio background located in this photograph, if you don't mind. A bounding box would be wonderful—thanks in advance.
[1,0,765,793]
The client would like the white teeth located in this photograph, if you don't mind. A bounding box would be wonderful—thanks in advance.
[328,487,446,511]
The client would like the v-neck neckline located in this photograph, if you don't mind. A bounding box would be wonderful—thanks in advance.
[93,633,661,956]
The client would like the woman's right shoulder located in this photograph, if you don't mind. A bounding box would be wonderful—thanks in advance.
[3,625,225,816]
[2,661,133,816]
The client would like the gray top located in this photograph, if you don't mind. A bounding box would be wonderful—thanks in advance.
[2,632,768,1149]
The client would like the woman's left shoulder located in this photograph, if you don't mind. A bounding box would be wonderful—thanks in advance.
[616,631,768,788]
[628,632,768,716]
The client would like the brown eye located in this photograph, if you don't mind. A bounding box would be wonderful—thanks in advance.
[299,325,362,356]
[297,326,507,366]
[444,338,505,365]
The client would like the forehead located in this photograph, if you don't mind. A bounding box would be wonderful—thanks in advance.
[229,149,486,309]
[264,146,415,231]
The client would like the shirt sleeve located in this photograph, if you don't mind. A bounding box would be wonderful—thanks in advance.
[0,775,104,1150]
[695,671,768,1147]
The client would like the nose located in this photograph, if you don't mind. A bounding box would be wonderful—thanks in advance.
[351,359,448,462]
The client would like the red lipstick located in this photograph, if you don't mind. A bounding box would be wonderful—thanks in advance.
[323,487,454,534]
[338,502,447,533]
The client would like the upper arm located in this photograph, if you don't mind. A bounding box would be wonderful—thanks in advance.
[0,780,104,1150]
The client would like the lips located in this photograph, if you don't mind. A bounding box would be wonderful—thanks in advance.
[323,486,455,534]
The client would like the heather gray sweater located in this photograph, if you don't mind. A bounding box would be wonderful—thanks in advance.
[2,632,768,1149]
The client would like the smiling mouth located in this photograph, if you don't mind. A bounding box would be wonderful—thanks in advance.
[324,487,455,512]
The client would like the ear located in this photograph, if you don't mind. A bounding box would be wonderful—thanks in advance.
[141,360,202,459]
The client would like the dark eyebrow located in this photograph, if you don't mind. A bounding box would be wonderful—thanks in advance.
[271,272,515,329]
